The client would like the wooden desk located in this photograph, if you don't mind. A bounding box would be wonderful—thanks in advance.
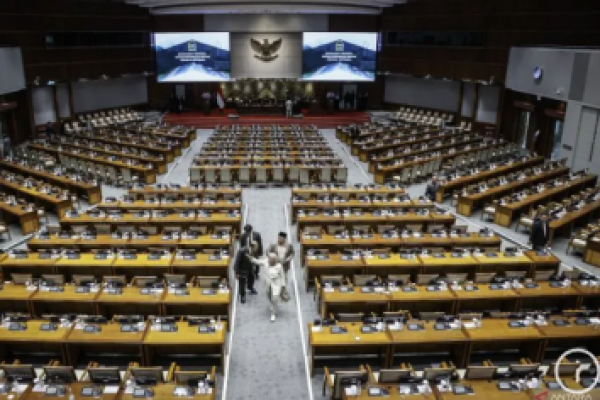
[584,234,600,267]
[0,253,58,276]
[143,321,227,370]
[95,287,163,317]
[523,251,561,274]
[0,200,40,234]
[549,197,600,244]
[418,253,479,276]
[456,166,569,217]
[537,317,600,359]
[66,321,147,366]
[120,383,216,400]
[171,253,231,279]
[436,156,545,202]
[473,253,533,276]
[389,285,456,314]
[463,319,544,364]
[112,253,173,279]
[363,253,422,278]
[308,322,390,376]
[54,253,115,278]
[304,253,364,292]
[162,287,231,329]
[493,174,597,227]
[0,177,72,217]
[515,281,581,310]
[23,383,121,400]
[0,319,70,364]
[452,284,520,314]
[435,380,533,400]
[320,287,390,318]
[31,285,98,316]
[0,160,102,204]
[0,284,35,314]
[388,321,469,367]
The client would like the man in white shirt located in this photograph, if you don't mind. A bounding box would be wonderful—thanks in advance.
[267,232,295,283]
[285,99,293,118]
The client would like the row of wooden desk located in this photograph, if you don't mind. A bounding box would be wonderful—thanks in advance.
[309,316,600,376]
[373,142,505,184]
[29,144,158,184]
[297,211,456,236]
[72,131,180,162]
[292,184,404,197]
[0,176,73,217]
[493,174,598,227]
[3,379,217,400]
[28,233,232,251]
[58,211,242,233]
[304,251,560,291]
[320,280,600,318]
[0,284,231,328]
[127,185,241,199]
[0,319,226,369]
[0,251,232,280]
[436,156,546,202]
[300,232,502,251]
[292,198,433,221]
[456,166,570,217]
[96,200,241,211]
[48,139,169,175]
[0,160,102,204]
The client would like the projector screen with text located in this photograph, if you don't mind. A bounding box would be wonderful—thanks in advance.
[302,32,377,81]
[155,33,231,82]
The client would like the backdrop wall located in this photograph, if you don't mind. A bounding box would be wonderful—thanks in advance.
[231,33,302,79]
[384,75,460,112]
[72,76,148,113]
[204,14,327,32]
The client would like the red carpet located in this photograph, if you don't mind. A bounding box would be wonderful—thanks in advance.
[163,110,370,129]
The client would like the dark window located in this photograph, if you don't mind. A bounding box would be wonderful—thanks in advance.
[386,31,484,48]
[45,32,147,49]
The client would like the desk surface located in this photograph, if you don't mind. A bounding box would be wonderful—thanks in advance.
[24,383,120,400]
[143,322,226,345]
[436,380,532,400]
[389,320,468,344]
[0,284,36,301]
[120,383,216,400]
[32,285,99,302]
[0,320,71,342]
[464,319,542,341]
[162,288,231,306]
[95,287,164,305]
[309,322,390,346]
[66,322,147,344]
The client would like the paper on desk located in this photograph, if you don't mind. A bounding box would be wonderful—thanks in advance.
[32,384,47,393]
[463,322,476,329]
[104,386,119,394]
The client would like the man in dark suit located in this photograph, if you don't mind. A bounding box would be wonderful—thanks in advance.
[240,224,263,278]
[530,213,550,250]
[234,246,257,303]
[424,177,439,202]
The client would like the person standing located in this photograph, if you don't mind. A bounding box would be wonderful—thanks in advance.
[252,253,285,322]
[240,224,263,277]
[2,135,10,158]
[234,246,257,304]
[530,213,550,250]
[45,121,55,140]
[285,99,293,118]
[267,232,294,283]
[424,176,439,202]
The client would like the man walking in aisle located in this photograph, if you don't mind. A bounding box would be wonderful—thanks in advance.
[234,246,257,303]
[267,232,294,283]
[240,224,263,279]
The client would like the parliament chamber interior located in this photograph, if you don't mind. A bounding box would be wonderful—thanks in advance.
[1,0,600,399]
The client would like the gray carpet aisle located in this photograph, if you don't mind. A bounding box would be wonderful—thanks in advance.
[227,188,309,400]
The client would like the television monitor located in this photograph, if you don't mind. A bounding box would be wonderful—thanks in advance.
[154,33,231,82]
[130,367,163,386]
[1,365,36,383]
[43,366,76,384]
[302,32,378,81]
[88,367,121,385]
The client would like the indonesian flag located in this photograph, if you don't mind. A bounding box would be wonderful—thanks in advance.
[216,86,225,109]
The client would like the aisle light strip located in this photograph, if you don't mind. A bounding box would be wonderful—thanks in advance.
[284,203,315,400]
[336,138,369,180]
[221,203,247,400]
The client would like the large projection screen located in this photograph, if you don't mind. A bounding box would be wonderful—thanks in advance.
[302,32,377,81]
[154,33,231,82]
[0,47,26,95]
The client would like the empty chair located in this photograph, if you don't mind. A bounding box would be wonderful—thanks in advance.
[219,168,232,184]
[255,167,268,184]
[353,274,378,286]
[205,169,217,184]
[320,167,332,183]
[272,167,285,184]
[288,167,300,183]
[474,272,496,283]
[335,313,364,322]
[190,168,202,184]
[299,169,311,185]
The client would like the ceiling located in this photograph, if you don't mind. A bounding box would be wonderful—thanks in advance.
[113,0,408,15]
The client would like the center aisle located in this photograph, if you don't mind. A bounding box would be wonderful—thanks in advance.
[227,188,310,400]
